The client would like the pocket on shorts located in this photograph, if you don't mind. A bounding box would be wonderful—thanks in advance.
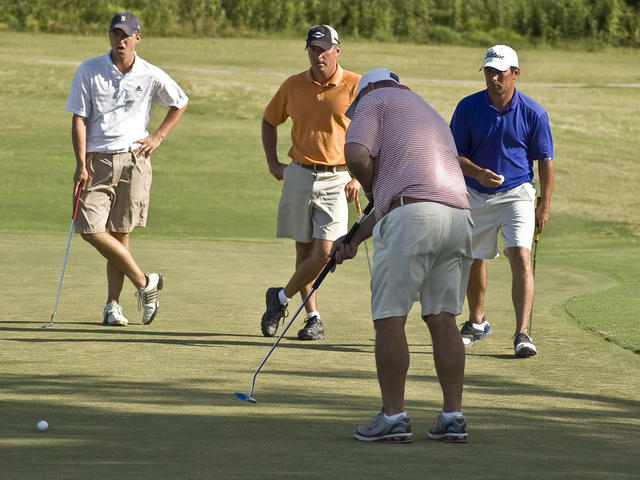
[86,153,112,189]
[519,182,536,201]
[393,213,435,255]
[373,214,388,250]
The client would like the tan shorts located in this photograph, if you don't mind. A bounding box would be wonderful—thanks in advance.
[276,162,351,243]
[370,202,474,320]
[467,182,536,259]
[75,152,152,234]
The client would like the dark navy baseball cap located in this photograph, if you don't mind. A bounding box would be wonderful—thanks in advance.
[110,12,141,36]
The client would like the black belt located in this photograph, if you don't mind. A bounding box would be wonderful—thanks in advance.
[295,162,348,173]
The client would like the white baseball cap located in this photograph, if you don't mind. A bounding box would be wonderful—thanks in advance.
[480,45,518,71]
[345,68,400,118]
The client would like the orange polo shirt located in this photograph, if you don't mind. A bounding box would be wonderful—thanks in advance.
[264,65,360,167]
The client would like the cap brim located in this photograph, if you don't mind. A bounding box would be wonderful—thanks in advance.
[111,24,138,36]
[306,40,334,51]
[480,60,511,72]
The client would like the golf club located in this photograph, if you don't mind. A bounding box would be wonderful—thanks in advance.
[530,196,541,335]
[43,185,83,329]
[355,195,371,274]
[234,200,374,404]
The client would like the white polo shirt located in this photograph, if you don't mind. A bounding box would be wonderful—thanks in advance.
[65,52,188,153]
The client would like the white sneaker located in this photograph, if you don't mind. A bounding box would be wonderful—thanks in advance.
[514,333,537,358]
[103,303,128,326]
[136,273,163,325]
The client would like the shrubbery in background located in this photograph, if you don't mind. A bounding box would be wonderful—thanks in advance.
[1,0,638,47]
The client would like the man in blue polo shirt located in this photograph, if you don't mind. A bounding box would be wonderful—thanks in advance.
[450,45,554,358]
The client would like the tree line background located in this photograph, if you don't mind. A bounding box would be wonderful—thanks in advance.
[1,0,639,47]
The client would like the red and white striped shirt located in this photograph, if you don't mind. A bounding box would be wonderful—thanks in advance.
[346,87,469,220]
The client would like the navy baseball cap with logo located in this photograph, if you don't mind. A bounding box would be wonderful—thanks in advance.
[305,25,340,51]
[110,12,141,36]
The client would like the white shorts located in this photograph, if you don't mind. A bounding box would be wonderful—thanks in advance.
[467,182,536,259]
[370,202,474,320]
[276,162,351,243]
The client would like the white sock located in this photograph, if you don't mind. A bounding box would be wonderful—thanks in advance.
[306,311,320,320]
[384,411,408,422]
[278,289,290,305]
[473,320,488,331]
[441,411,464,421]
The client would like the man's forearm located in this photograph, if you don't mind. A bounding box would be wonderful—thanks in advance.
[459,155,482,179]
[71,114,87,167]
[154,104,188,141]
[261,118,280,166]
[344,142,374,193]
[537,159,554,207]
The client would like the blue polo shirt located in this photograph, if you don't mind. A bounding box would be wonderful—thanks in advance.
[450,88,553,193]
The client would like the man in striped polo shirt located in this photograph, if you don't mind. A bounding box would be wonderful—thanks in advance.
[260,25,361,341]
[333,69,474,444]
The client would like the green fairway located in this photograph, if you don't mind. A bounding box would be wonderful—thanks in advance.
[0,33,639,478]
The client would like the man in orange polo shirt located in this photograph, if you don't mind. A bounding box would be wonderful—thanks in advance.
[260,25,361,340]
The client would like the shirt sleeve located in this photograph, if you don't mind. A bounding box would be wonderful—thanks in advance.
[449,102,469,157]
[65,63,91,117]
[527,111,554,161]
[151,68,189,109]
[263,81,290,127]
[345,95,383,157]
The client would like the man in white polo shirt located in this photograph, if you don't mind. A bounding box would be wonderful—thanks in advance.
[332,69,473,443]
[65,12,188,326]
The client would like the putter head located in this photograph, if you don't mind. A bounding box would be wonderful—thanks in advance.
[42,314,55,329]
[234,392,257,404]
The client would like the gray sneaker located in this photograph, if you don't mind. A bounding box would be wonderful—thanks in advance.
[261,287,288,337]
[297,315,324,340]
[136,273,163,325]
[103,303,128,326]
[427,413,468,443]
[354,410,412,444]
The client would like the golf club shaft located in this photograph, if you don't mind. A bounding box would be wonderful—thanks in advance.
[247,288,314,397]
[246,200,373,397]
[313,200,373,288]
[530,196,541,335]
[354,195,372,274]
[46,186,83,328]
[49,218,76,320]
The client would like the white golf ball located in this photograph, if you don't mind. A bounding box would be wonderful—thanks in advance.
[496,175,505,185]
[37,420,48,432]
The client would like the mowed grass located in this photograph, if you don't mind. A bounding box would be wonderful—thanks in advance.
[1,236,638,479]
[0,33,639,478]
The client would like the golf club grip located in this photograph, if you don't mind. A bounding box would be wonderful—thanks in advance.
[72,186,83,220]
[534,196,541,241]
[312,201,373,289]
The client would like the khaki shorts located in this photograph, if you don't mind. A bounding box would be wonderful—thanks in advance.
[467,182,536,259]
[75,152,152,234]
[370,202,474,320]
[276,162,351,243]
